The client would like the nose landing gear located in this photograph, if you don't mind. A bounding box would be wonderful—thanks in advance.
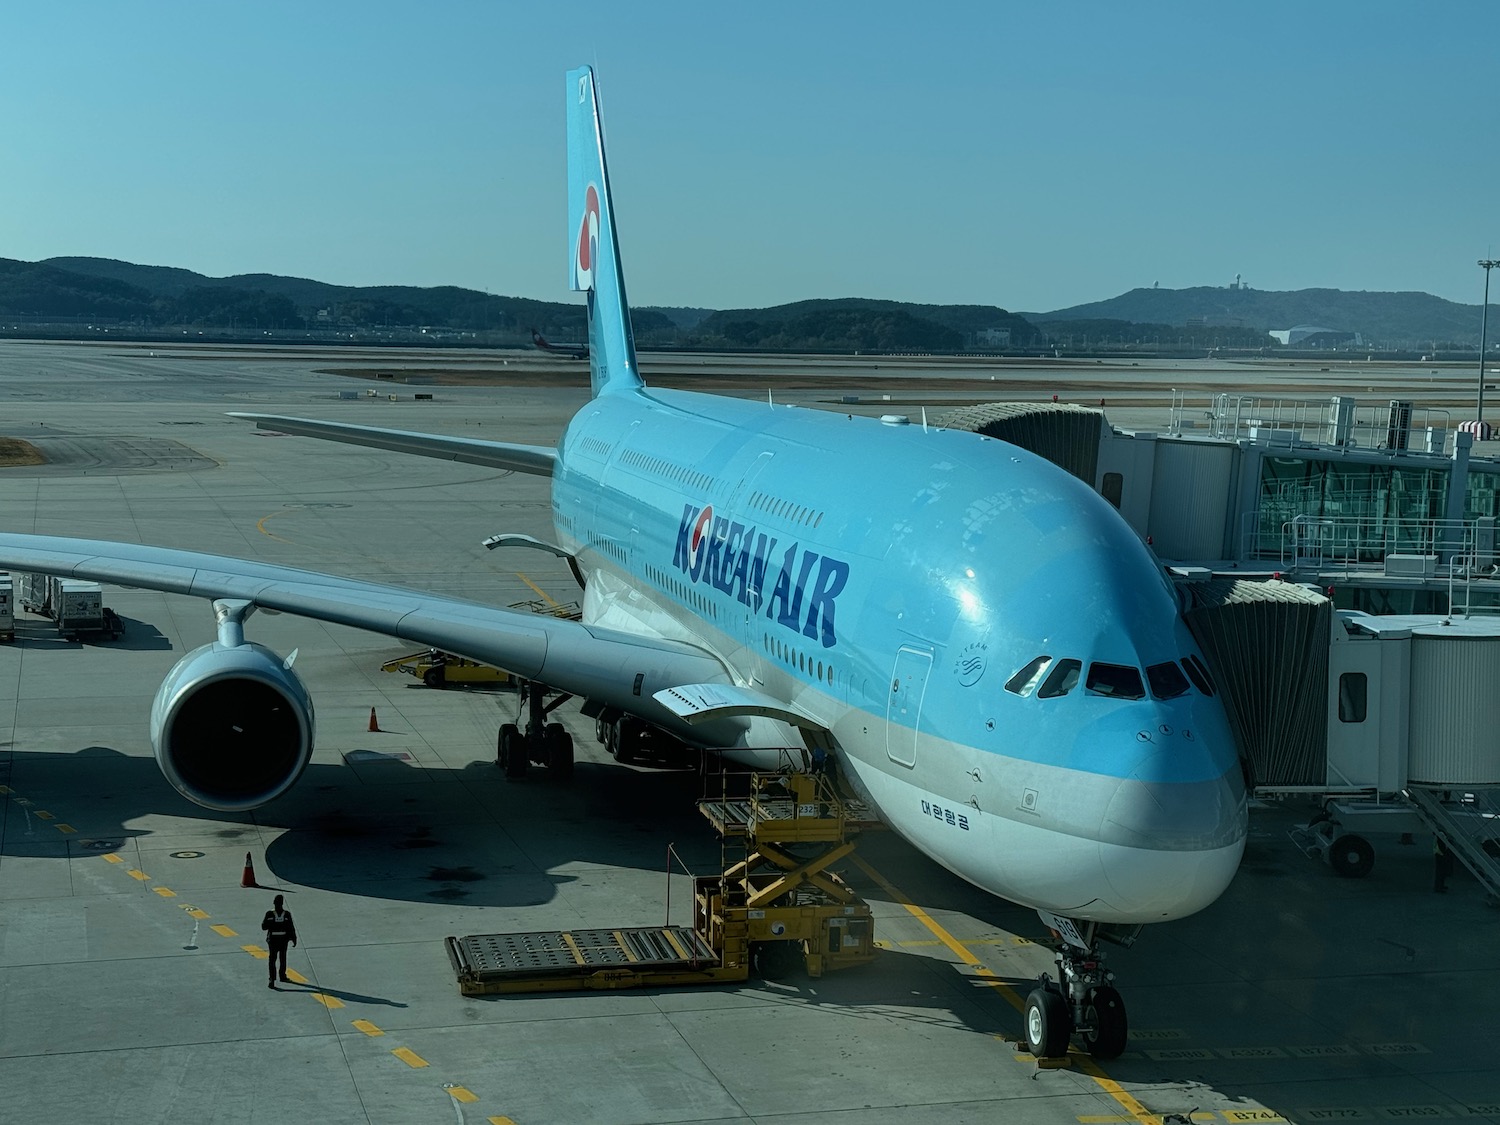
[1022,911,1136,1061]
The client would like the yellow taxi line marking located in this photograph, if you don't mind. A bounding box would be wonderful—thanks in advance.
[853,854,1157,1125]
[243,944,269,960]
[126,869,150,881]
[103,853,123,864]
[152,886,177,897]
[851,855,1025,1010]
[313,993,345,1010]
[187,908,210,920]
[255,510,297,545]
[392,1047,428,1068]
[0,785,11,794]
[55,823,76,834]
[284,969,309,984]
[211,924,237,938]
[34,809,54,820]
[488,1117,518,1125]
[352,1020,384,1037]
[515,571,557,606]
[446,1086,478,1104]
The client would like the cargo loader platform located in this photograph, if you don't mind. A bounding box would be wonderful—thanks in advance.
[445,767,881,996]
[445,926,728,995]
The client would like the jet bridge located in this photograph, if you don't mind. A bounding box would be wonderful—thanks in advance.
[445,767,880,995]
[1280,611,1500,894]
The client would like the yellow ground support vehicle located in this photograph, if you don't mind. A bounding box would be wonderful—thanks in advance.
[445,767,881,994]
[381,648,513,689]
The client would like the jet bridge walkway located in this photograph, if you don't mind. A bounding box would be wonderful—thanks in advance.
[445,767,879,995]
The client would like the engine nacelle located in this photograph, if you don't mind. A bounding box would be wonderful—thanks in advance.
[150,641,316,812]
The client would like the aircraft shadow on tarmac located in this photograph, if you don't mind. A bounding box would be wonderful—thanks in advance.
[0,745,762,909]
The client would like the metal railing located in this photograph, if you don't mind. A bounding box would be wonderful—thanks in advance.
[1169,389,1452,452]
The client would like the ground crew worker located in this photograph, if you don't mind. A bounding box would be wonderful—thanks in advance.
[261,894,298,987]
[1434,837,1455,894]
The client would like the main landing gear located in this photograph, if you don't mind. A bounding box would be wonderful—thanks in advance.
[1022,911,1137,1061]
[496,680,575,782]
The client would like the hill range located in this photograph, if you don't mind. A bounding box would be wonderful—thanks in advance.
[0,256,1489,351]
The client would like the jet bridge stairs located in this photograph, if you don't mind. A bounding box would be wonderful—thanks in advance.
[1404,788,1500,901]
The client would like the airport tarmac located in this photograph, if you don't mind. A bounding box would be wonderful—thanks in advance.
[1,339,1498,1125]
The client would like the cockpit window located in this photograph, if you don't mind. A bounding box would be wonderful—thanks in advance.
[1181,654,1217,697]
[1004,656,1052,697]
[1085,662,1146,700]
[1146,660,1191,700]
[1036,658,1082,699]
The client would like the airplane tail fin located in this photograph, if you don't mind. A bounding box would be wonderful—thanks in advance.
[567,66,643,398]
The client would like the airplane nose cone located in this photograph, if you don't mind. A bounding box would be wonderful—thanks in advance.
[1099,753,1247,919]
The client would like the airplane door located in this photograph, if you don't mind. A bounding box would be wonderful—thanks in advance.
[886,646,932,769]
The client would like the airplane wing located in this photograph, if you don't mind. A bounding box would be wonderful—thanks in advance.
[0,533,725,717]
[227,413,556,477]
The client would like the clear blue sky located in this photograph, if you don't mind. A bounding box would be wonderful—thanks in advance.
[5,1,1499,313]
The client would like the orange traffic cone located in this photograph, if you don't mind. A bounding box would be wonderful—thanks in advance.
[241,852,257,888]
[368,707,380,733]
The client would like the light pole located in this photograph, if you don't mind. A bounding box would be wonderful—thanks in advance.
[1478,259,1499,428]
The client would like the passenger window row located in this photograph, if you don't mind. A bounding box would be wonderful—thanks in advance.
[1003,654,1216,701]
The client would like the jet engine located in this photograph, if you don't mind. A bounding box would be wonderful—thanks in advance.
[150,640,315,812]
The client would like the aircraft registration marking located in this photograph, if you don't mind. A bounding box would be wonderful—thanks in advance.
[921,800,970,831]
[1145,1048,1216,1061]
[1217,1046,1286,1059]
[1364,1042,1430,1056]
[1298,1110,1369,1121]
[1222,1111,1286,1122]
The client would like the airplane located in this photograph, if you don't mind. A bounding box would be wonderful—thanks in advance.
[0,66,1247,1060]
[531,327,589,359]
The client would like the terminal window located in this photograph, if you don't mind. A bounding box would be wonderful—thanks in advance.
[1338,672,1367,723]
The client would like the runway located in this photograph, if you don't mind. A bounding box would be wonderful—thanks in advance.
[1,340,1496,1124]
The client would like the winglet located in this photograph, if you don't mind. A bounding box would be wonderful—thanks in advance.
[567,66,643,398]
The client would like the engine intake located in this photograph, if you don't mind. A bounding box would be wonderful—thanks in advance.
[150,641,315,811]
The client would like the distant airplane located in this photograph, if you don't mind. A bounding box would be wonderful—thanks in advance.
[0,66,1245,1060]
[530,328,588,359]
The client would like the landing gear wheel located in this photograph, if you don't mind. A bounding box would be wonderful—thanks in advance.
[1329,833,1374,878]
[1024,987,1071,1059]
[604,719,620,759]
[1079,985,1127,1059]
[544,723,574,782]
[498,723,527,779]
[614,717,641,765]
[423,665,445,689]
[594,717,607,744]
